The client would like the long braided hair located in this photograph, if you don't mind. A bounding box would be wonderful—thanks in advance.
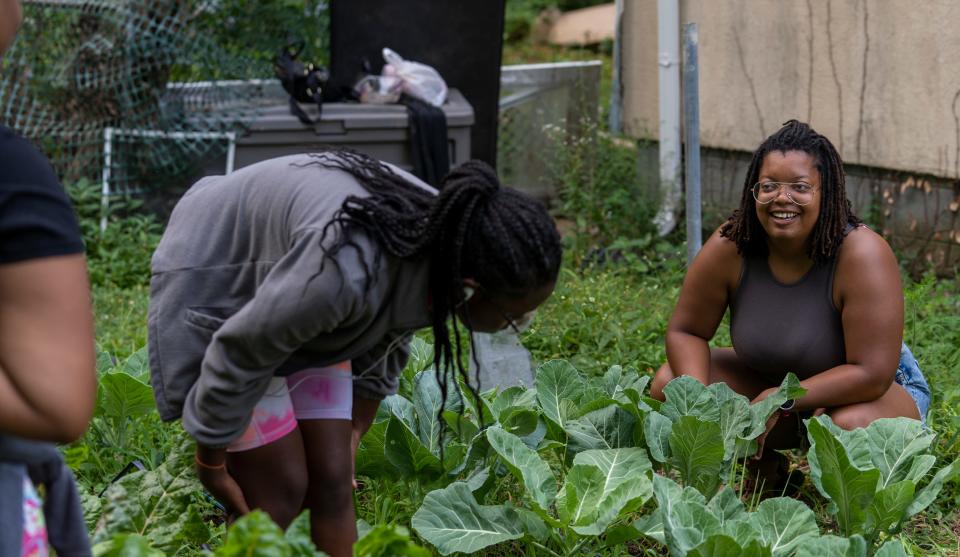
[720,120,861,263]
[304,149,562,413]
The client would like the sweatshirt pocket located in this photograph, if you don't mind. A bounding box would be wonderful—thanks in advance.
[183,307,232,332]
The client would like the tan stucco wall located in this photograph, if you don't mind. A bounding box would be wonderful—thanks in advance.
[622,0,960,179]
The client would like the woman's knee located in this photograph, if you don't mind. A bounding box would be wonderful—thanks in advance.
[828,406,873,431]
[304,456,354,514]
[650,362,674,401]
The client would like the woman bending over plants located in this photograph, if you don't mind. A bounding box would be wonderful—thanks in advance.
[148,150,562,556]
[651,120,930,490]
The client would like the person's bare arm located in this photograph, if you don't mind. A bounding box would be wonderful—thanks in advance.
[755,229,903,410]
[0,254,96,443]
[665,229,742,384]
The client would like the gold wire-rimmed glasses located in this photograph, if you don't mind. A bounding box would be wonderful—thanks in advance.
[751,181,818,206]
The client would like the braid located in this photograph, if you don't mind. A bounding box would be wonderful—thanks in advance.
[720,119,861,263]
[300,149,562,429]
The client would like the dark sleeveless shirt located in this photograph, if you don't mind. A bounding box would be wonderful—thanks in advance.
[729,254,845,380]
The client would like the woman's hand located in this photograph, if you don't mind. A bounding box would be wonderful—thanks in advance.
[195,445,250,517]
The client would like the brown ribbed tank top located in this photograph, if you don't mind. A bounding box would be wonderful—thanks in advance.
[729,254,845,379]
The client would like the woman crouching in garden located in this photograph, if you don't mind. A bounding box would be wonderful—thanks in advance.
[148,150,562,556]
[651,120,930,492]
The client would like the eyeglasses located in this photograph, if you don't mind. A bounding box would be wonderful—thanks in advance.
[484,291,535,334]
[751,181,817,206]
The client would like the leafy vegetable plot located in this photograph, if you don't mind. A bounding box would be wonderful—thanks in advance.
[643,374,806,495]
[806,415,960,543]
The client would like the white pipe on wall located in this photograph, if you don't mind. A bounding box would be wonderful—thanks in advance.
[654,0,682,237]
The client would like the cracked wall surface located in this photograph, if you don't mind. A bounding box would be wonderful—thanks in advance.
[622,0,960,271]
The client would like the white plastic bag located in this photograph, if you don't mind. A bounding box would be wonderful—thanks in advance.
[382,47,448,107]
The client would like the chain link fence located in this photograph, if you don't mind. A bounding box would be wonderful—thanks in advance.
[496,60,602,200]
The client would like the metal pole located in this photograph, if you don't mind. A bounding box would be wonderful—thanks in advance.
[608,0,624,134]
[100,127,113,234]
[654,0,682,237]
[683,23,702,263]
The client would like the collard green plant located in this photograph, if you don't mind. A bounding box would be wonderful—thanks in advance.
[92,437,212,554]
[212,510,324,557]
[806,415,960,544]
[643,374,806,496]
[412,361,658,555]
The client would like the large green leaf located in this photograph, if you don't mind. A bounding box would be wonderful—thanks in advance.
[411,482,524,556]
[689,535,772,557]
[864,480,915,540]
[661,376,720,422]
[498,407,540,437]
[905,459,960,516]
[752,498,819,557]
[644,411,673,463]
[669,416,724,496]
[486,426,557,512]
[535,360,586,428]
[707,487,747,525]
[93,438,206,553]
[381,395,417,428]
[575,476,652,535]
[121,347,151,382]
[602,365,651,404]
[384,416,442,476]
[632,511,665,544]
[98,372,156,421]
[355,420,391,477]
[573,448,652,499]
[565,405,637,453]
[557,463,606,526]
[806,417,880,536]
[354,523,430,557]
[708,383,754,461]
[653,474,715,556]
[412,371,443,453]
[874,539,909,557]
[863,418,934,487]
[793,535,868,557]
[92,534,165,557]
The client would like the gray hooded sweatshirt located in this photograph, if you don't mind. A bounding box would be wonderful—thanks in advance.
[148,154,434,448]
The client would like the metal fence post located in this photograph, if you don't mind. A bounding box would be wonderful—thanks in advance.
[683,23,702,264]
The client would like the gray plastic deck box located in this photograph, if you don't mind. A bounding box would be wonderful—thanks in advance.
[232,89,473,173]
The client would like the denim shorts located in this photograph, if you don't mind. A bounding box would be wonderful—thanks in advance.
[894,343,931,424]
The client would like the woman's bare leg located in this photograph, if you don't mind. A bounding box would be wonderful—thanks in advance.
[226,427,309,528]
[298,419,355,557]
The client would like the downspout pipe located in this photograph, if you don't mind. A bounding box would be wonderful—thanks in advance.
[654,0,682,236]
[608,0,624,134]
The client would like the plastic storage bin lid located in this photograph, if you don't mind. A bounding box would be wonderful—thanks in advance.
[247,89,474,133]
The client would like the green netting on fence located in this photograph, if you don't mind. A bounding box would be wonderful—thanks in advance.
[0,0,323,193]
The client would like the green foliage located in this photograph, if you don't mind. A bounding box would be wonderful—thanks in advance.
[645,374,806,496]
[549,127,661,256]
[92,437,212,554]
[174,0,328,81]
[67,179,162,289]
[805,415,960,544]
[353,523,431,557]
[68,347,178,496]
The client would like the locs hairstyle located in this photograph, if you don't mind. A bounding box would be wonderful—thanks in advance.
[720,119,861,263]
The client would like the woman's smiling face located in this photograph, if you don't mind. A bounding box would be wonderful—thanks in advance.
[754,150,822,248]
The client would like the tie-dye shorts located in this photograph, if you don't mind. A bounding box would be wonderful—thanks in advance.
[227,362,352,453]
